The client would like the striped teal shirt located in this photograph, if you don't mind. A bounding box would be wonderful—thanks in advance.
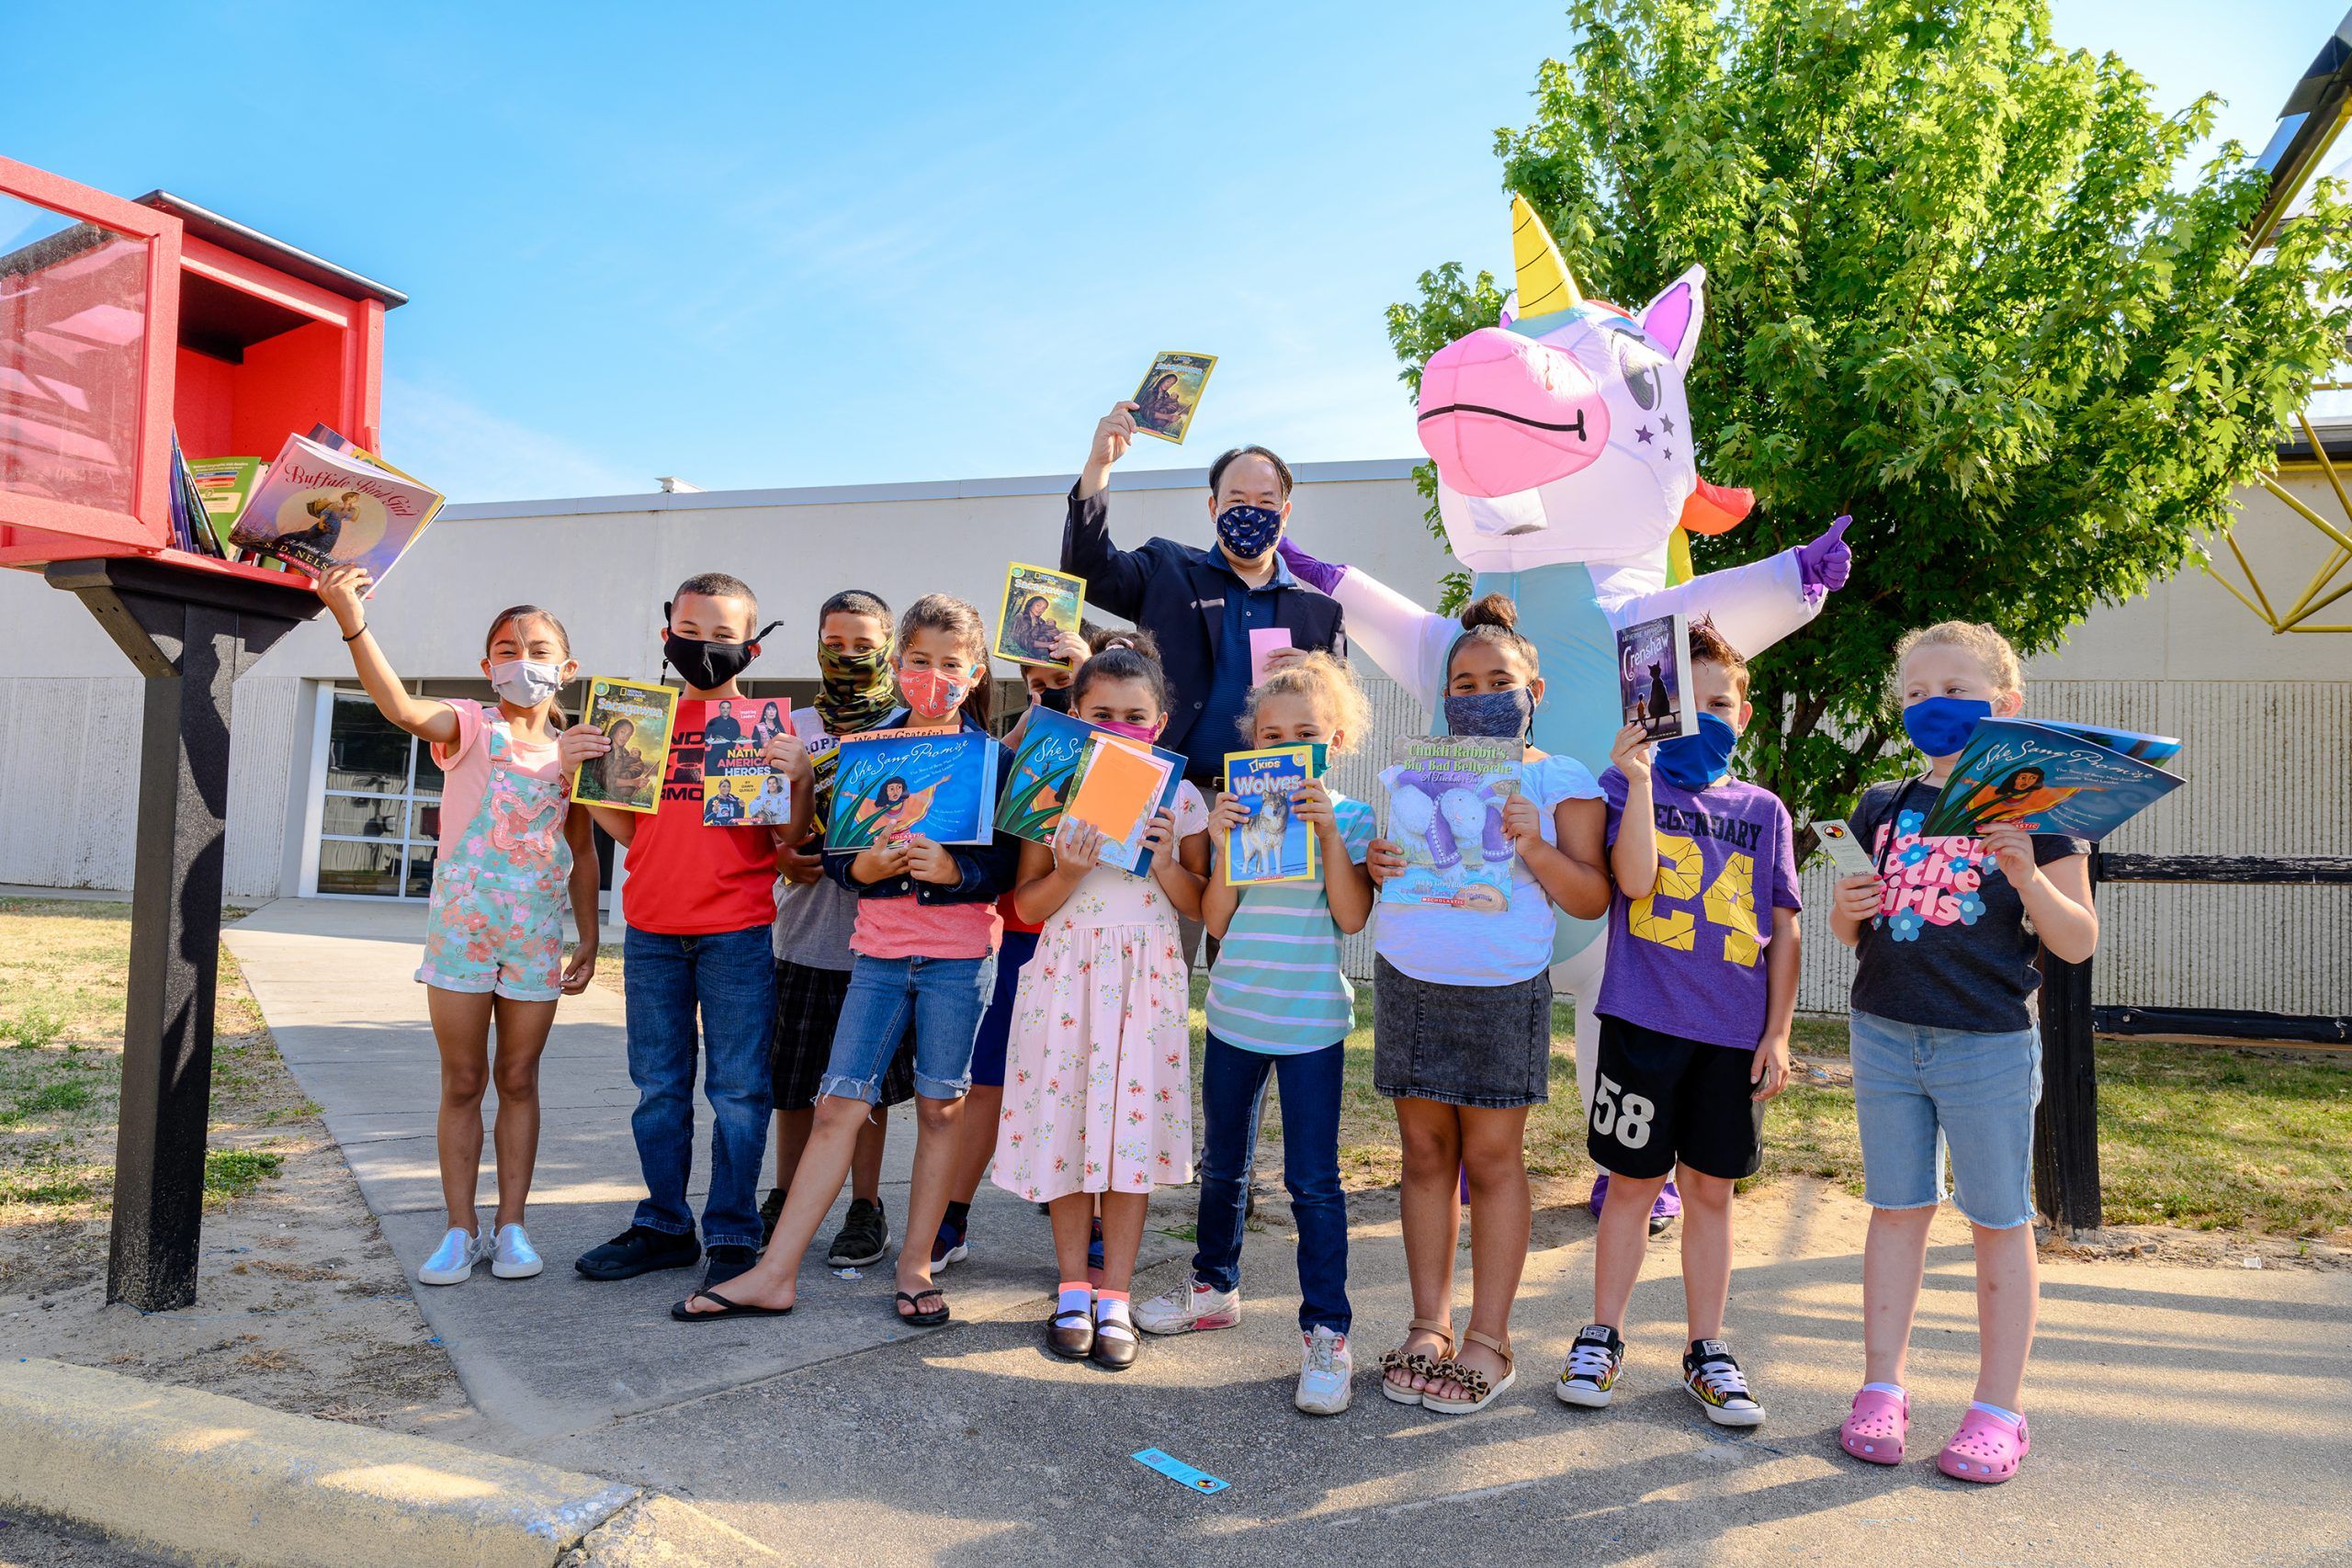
[1205,795,1377,1055]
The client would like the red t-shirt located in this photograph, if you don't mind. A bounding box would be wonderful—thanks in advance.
[620,698,777,935]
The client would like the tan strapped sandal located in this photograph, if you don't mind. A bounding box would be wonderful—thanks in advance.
[1377,1315,1456,1405]
[1420,1328,1515,1415]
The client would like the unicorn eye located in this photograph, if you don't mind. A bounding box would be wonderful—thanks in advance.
[1620,343,1666,410]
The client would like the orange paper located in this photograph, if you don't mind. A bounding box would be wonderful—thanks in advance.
[1067,737,1168,842]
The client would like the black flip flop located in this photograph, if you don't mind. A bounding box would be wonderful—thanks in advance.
[896,1288,950,1327]
[671,1288,792,1323]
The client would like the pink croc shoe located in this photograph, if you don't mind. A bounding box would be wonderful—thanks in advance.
[1938,1407,2030,1483]
[1839,1387,1908,1465]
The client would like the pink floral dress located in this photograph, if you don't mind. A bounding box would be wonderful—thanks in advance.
[992,783,1208,1201]
[414,721,573,1000]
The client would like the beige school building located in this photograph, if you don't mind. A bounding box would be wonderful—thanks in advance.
[0,454,2345,1021]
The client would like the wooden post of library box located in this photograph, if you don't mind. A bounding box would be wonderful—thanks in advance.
[1,157,406,1311]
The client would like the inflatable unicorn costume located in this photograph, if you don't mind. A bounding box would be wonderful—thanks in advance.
[1281,197,1852,1110]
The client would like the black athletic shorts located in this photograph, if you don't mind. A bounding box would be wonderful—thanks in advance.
[1586,1013,1765,1181]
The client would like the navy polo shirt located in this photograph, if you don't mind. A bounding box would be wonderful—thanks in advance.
[1188,550,1297,784]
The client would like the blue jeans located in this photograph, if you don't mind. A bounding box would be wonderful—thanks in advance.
[819,952,997,1103]
[1849,1010,2042,1230]
[622,923,777,1249]
[1191,1032,1350,1334]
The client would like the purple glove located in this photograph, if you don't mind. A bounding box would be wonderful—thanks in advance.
[1797,514,1853,594]
[1277,536,1348,595]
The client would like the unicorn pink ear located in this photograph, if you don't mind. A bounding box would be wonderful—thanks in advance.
[1640,265,1708,372]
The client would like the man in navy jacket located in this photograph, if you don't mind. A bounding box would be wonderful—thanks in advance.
[1059,400,1345,788]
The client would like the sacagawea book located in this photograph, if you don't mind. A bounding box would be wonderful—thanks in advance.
[1917,718,2184,840]
[227,432,442,581]
[1222,746,1317,886]
[1131,352,1216,445]
[571,678,680,815]
[824,728,999,852]
[994,563,1086,668]
[1379,736,1521,913]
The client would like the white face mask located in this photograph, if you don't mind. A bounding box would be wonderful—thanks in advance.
[488,658,564,707]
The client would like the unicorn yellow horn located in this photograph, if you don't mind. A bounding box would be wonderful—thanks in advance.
[1510,195,1582,318]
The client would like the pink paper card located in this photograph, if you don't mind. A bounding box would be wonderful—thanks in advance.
[1249,628,1294,686]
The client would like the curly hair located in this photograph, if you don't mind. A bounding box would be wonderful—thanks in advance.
[1892,620,2023,701]
[1241,649,1369,754]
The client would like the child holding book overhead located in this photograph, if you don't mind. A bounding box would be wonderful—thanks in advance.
[1136,653,1375,1416]
[313,563,601,1288]
[1827,622,2097,1484]
[676,593,1020,1327]
[939,624,1148,1275]
[1364,597,1612,1415]
[993,643,1209,1368]
[1556,622,1801,1428]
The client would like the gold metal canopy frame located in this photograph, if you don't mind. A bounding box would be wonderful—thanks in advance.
[2207,9,2352,634]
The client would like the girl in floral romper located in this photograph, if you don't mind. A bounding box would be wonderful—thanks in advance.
[993,645,1209,1371]
[317,564,602,1290]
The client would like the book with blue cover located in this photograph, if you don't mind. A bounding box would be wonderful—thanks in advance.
[1918,718,2184,840]
[825,728,999,851]
[1223,746,1317,886]
[994,706,1100,844]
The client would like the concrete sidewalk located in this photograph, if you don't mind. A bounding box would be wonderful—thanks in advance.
[220,897,1182,1442]
[220,897,2352,1566]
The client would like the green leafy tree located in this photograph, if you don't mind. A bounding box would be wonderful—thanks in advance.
[1386,0,2351,840]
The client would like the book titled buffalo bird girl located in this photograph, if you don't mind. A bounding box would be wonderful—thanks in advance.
[227,433,443,581]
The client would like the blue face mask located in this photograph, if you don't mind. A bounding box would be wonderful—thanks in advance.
[1216,504,1283,560]
[1902,696,1991,757]
[1655,712,1738,791]
[1442,687,1534,741]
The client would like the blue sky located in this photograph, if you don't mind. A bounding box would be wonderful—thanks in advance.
[7,1,2347,502]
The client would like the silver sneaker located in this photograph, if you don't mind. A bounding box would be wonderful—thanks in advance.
[1295,1326,1352,1416]
[491,1222,544,1280]
[418,1224,483,1286]
[1133,1277,1240,1336]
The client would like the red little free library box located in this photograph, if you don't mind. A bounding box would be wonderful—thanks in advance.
[0,154,404,585]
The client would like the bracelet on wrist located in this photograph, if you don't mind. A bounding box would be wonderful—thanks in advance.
[341,623,367,643]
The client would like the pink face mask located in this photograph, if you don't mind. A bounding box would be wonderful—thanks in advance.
[899,666,968,723]
[1096,717,1160,742]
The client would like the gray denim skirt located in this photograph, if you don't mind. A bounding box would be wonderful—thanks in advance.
[1373,956,1553,1109]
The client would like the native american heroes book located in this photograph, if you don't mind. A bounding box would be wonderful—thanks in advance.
[1917,717,2184,840]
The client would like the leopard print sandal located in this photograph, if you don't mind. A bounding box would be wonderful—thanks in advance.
[1378,1315,1456,1405]
[1420,1328,1516,1415]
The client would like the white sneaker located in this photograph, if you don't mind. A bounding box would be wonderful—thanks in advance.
[418,1224,483,1286]
[490,1223,544,1280]
[1295,1326,1352,1416]
[1134,1277,1240,1336]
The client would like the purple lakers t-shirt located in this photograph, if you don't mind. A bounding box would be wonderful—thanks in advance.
[1596,767,1802,1051]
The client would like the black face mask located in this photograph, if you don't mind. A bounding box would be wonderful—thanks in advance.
[1036,684,1073,714]
[662,613,782,691]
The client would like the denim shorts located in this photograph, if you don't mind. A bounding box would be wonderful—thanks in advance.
[819,952,998,1104]
[1372,957,1552,1108]
[1849,1009,2042,1230]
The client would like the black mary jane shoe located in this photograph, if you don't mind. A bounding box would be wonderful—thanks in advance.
[1046,1306,1095,1360]
[1089,1321,1138,1371]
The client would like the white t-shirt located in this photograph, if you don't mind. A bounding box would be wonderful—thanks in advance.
[1373,752,1600,987]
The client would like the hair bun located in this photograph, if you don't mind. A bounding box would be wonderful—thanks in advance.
[1459,593,1518,633]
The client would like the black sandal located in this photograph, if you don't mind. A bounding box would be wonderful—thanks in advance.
[896,1288,950,1327]
[671,1288,792,1323]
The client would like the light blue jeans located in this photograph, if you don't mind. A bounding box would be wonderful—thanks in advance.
[1849,1010,2042,1230]
[819,952,997,1103]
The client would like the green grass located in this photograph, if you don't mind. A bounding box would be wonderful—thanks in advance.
[203,1148,285,1201]
[4,1008,65,1050]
